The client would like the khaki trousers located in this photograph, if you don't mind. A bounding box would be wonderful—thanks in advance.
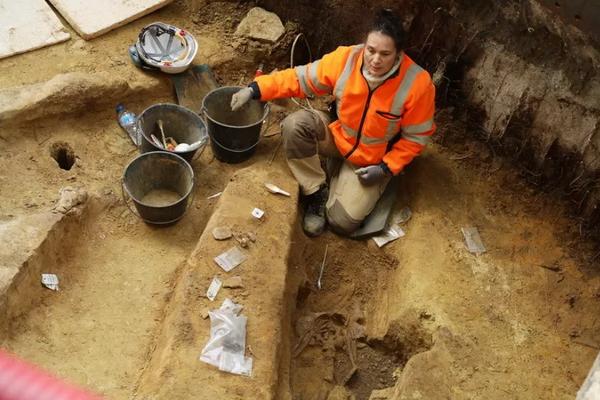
[281,110,391,234]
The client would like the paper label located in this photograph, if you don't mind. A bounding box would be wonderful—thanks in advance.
[214,247,247,272]
[41,273,59,291]
[206,277,222,301]
[251,208,265,219]
[461,227,486,254]
[372,224,405,248]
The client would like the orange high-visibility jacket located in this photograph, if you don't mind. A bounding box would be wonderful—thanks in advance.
[255,45,436,175]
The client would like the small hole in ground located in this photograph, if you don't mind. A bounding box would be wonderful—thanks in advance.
[336,343,401,399]
[50,142,76,170]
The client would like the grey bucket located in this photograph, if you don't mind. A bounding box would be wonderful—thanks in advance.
[202,86,269,164]
[137,103,208,162]
[122,151,194,225]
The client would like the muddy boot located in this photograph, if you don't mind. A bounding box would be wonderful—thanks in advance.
[302,185,328,237]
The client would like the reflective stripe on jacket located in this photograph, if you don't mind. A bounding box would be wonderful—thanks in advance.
[255,45,436,174]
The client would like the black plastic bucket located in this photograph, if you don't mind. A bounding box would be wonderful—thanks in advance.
[202,86,269,164]
[137,103,208,162]
[122,151,194,225]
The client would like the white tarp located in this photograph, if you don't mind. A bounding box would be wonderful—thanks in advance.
[0,0,70,60]
[578,352,600,400]
[48,0,175,40]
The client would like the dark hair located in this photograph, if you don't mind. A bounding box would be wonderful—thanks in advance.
[369,8,404,51]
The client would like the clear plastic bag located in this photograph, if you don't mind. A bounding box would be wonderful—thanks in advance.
[199,299,253,376]
[578,351,600,400]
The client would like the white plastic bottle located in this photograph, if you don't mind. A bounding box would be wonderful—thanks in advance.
[116,104,140,146]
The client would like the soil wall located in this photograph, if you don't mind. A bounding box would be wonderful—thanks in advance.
[257,0,600,231]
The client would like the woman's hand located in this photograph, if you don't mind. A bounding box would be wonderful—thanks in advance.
[230,87,254,111]
[355,163,391,185]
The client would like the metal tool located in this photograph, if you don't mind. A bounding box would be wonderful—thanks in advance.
[316,244,329,290]
[150,134,164,148]
[157,119,167,148]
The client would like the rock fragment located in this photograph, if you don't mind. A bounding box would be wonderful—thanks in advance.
[223,276,244,289]
[234,7,284,43]
[53,186,87,214]
[212,226,232,240]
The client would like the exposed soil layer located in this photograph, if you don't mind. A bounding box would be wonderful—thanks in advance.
[344,345,400,399]
[3,199,200,399]
[258,0,600,237]
[285,236,426,399]
[278,144,600,399]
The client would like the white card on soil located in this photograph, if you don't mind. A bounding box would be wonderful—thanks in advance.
[372,224,405,248]
[41,273,60,291]
[461,227,486,254]
[206,277,222,301]
[251,208,265,219]
[214,247,247,272]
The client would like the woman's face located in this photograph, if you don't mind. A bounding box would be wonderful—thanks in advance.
[363,31,399,77]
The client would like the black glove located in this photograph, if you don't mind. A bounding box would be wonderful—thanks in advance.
[354,163,391,185]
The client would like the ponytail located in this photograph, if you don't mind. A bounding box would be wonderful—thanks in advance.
[369,8,405,51]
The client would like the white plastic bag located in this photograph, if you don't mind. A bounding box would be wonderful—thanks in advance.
[199,299,253,376]
[578,351,600,400]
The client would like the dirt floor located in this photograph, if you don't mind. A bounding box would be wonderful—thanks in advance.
[279,146,600,399]
[1,1,599,399]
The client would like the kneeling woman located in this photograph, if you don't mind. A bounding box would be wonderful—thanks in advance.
[231,9,436,237]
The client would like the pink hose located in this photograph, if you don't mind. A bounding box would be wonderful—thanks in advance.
[0,350,103,400]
